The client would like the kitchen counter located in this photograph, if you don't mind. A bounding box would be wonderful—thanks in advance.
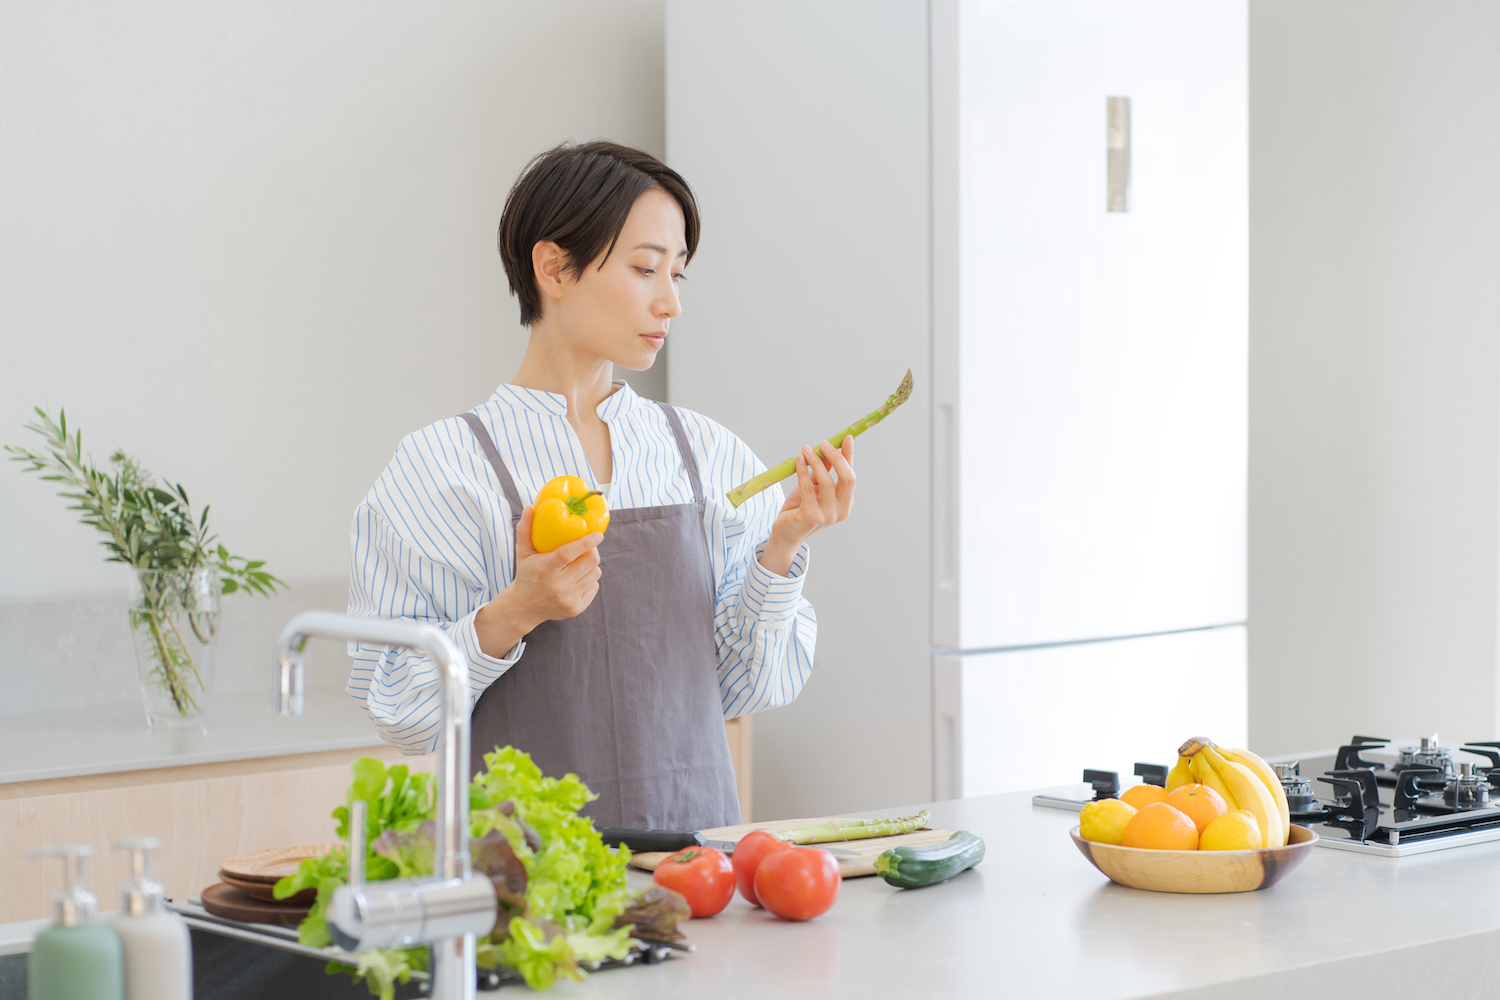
[575,790,1500,999]
[0,687,382,786]
[6,787,1500,998]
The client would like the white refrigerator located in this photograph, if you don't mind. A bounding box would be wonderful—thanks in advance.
[666,0,1248,810]
[932,0,1249,797]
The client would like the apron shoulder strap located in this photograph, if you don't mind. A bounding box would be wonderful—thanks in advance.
[654,402,706,505]
[458,412,525,517]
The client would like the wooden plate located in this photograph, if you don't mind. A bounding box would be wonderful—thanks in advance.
[1070,823,1319,893]
[217,870,316,904]
[201,882,312,925]
[628,816,954,878]
[219,845,336,883]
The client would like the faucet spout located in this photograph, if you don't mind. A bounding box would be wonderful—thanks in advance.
[271,610,493,1000]
[274,638,306,717]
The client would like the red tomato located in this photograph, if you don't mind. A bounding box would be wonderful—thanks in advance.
[732,830,794,907]
[753,847,841,921]
[652,846,735,918]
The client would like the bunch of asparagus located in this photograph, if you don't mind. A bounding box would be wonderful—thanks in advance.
[725,369,914,508]
[772,810,931,845]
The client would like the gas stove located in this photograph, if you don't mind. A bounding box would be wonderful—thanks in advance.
[1271,735,1500,856]
[1032,735,1500,857]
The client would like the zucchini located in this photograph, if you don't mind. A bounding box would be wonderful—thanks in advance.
[873,831,985,889]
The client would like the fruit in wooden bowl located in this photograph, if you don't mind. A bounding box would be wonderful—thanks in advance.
[1070,823,1318,893]
[1072,733,1320,891]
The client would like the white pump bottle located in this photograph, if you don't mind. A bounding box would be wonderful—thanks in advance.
[108,837,192,1000]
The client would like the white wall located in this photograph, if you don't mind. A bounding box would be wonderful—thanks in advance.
[0,1,666,706]
[1249,2,1500,753]
[666,0,933,819]
[0,0,666,601]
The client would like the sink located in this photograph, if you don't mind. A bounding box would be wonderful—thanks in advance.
[190,927,428,1000]
[0,929,428,1000]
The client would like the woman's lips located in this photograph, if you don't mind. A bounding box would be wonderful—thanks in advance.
[641,333,665,348]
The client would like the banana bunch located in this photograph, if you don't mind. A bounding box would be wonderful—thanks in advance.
[1166,737,1291,848]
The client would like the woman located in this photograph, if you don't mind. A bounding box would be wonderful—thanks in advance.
[346,141,855,831]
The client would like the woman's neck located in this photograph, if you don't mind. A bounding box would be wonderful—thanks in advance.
[511,326,618,422]
[511,322,618,483]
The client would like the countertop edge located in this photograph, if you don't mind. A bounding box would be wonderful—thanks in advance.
[0,688,395,787]
[0,733,390,787]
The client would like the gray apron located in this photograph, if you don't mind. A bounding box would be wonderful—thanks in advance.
[458,403,743,831]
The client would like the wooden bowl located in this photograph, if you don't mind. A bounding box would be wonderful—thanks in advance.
[200,882,311,926]
[217,870,315,904]
[1070,823,1318,893]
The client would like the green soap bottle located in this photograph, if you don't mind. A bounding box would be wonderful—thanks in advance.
[28,845,124,1000]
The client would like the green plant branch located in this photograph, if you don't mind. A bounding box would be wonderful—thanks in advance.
[143,611,192,715]
[9,405,286,716]
[162,611,205,693]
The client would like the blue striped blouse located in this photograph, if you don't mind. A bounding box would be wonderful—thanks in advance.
[346,380,816,755]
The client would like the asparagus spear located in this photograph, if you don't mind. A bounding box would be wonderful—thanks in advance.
[725,369,915,508]
[772,810,931,845]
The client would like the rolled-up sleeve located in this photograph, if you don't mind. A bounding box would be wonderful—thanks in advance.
[680,411,820,718]
[345,419,524,755]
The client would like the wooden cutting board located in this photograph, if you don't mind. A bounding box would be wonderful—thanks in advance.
[627,816,956,879]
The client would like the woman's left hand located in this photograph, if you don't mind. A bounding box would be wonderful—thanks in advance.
[759,436,855,576]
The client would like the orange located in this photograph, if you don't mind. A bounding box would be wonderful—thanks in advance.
[1120,802,1199,851]
[1165,783,1229,834]
[1119,784,1169,810]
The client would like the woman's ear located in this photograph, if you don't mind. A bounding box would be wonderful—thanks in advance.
[532,240,569,305]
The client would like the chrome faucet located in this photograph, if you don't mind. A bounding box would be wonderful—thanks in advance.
[274,611,496,1000]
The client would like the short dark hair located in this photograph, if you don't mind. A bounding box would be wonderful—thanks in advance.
[498,140,701,326]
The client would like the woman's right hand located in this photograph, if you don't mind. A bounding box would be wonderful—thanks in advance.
[474,506,602,657]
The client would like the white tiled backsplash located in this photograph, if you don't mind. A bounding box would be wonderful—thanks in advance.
[0,576,352,716]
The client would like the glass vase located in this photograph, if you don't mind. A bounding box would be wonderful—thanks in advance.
[129,566,219,728]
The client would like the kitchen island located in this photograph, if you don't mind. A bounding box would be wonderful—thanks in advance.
[6,786,1499,998]
[575,789,1500,1000]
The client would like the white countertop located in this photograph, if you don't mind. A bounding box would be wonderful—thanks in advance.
[0,919,48,958]
[573,791,1500,999]
[0,688,385,785]
[7,787,1499,996]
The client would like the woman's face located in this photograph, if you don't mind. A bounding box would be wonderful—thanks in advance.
[548,188,687,371]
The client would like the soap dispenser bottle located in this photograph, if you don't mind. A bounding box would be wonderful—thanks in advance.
[27,844,124,1000]
[109,837,193,1000]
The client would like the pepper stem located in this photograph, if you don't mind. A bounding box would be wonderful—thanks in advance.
[565,491,603,517]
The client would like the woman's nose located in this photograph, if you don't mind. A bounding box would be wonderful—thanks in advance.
[656,278,682,319]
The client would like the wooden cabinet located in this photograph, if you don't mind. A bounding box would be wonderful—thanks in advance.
[2,720,753,924]
[0,745,416,924]
[725,715,752,822]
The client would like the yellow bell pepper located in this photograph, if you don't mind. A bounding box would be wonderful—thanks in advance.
[530,475,610,553]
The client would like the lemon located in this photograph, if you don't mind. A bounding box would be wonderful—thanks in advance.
[1200,809,1263,851]
[1079,798,1138,845]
